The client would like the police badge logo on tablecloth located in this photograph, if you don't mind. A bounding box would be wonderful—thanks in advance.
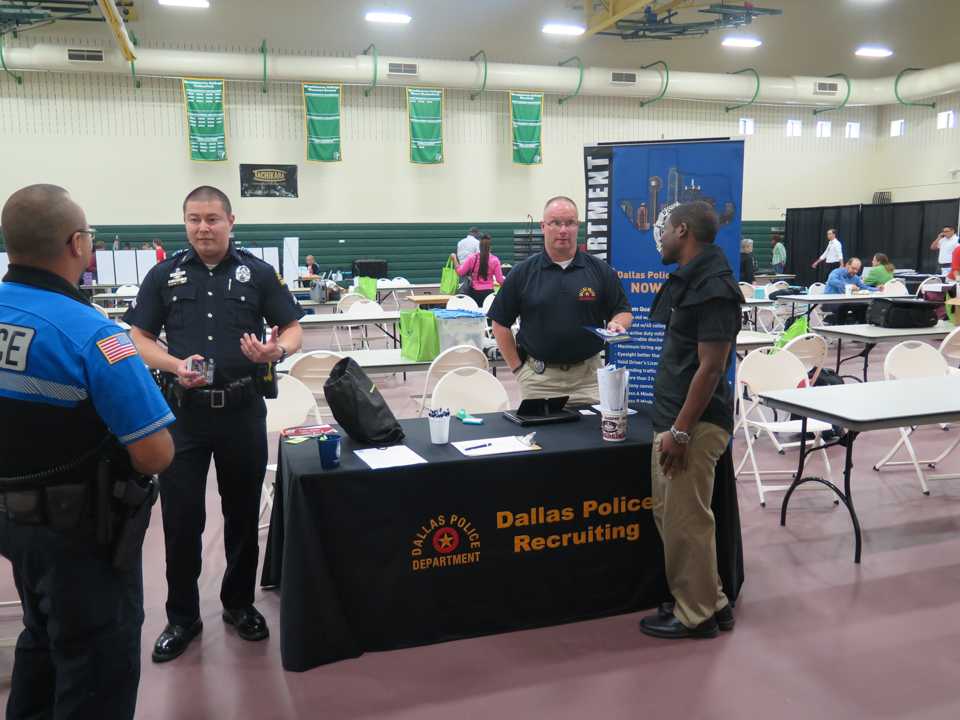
[410,513,481,572]
[235,265,251,283]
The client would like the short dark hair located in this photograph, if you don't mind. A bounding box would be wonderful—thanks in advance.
[668,201,719,244]
[1,184,83,261]
[543,195,579,215]
[469,227,481,237]
[827,228,837,236]
[946,225,957,233]
[771,233,782,243]
[183,185,232,215]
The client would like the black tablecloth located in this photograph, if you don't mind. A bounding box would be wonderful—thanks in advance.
[261,411,744,671]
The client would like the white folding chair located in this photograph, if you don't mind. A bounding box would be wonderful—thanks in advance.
[915,276,942,298]
[882,279,908,296]
[288,350,345,398]
[735,347,836,506]
[334,299,385,350]
[416,345,489,416]
[261,374,323,528]
[481,293,496,316]
[386,277,412,309]
[872,341,957,494]
[939,326,960,375]
[335,292,368,314]
[806,283,827,327]
[431,367,509,414]
[91,303,110,319]
[115,284,139,297]
[446,294,480,311]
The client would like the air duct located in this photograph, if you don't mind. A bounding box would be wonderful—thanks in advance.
[3,43,958,107]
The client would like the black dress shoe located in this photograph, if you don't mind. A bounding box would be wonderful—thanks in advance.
[657,601,735,631]
[152,619,203,663]
[222,605,269,641]
[640,610,719,639]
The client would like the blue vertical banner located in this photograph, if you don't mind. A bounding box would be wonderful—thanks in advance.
[585,139,744,406]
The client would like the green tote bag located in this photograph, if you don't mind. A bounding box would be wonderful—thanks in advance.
[356,276,378,301]
[400,309,441,362]
[440,258,459,295]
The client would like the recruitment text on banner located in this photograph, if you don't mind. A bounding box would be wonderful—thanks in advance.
[182,78,227,162]
[303,83,342,162]
[407,88,444,164]
[510,91,543,165]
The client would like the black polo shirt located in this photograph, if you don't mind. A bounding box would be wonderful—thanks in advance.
[487,250,630,364]
[650,243,742,434]
[124,244,303,383]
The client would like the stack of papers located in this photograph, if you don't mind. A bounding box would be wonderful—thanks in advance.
[355,446,428,469]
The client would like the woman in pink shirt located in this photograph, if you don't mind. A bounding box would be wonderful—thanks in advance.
[455,234,504,307]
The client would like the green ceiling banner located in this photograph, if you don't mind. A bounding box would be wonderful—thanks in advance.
[510,91,543,165]
[407,87,444,164]
[182,78,227,162]
[303,82,342,162]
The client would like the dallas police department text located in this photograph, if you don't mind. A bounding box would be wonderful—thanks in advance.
[499,496,651,553]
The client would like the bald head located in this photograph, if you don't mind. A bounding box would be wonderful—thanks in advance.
[2,184,85,262]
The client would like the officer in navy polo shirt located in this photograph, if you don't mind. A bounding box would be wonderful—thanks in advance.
[124,186,303,663]
[488,195,632,405]
[0,184,175,719]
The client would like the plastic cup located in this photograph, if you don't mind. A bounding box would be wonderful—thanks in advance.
[429,415,451,444]
[318,433,342,469]
[600,410,628,442]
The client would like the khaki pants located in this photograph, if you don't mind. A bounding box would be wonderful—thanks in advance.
[516,354,602,406]
[651,421,730,628]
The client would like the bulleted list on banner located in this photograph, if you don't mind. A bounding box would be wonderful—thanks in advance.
[182,78,226,162]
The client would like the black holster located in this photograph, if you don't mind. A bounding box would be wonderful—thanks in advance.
[96,448,158,572]
[255,362,278,399]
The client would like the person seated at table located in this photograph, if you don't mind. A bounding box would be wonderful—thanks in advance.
[739,238,755,283]
[823,257,879,324]
[303,255,321,278]
[455,234,504,307]
[862,253,895,287]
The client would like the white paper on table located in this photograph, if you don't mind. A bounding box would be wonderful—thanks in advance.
[354,446,428,470]
[452,436,540,457]
[591,404,637,416]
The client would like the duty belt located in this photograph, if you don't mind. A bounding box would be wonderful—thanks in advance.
[182,376,256,409]
[527,356,589,374]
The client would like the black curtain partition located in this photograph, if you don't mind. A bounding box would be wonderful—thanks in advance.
[786,198,959,284]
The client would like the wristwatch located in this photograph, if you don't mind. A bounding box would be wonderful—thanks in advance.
[669,425,691,445]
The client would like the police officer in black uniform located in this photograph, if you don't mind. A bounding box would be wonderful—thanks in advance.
[488,195,632,405]
[0,184,175,719]
[124,186,303,662]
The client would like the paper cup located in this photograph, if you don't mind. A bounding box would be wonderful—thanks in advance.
[429,416,451,444]
[601,411,628,442]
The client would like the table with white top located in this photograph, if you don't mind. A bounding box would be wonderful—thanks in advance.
[299,310,402,345]
[374,282,439,305]
[776,292,897,322]
[815,321,955,381]
[741,297,774,329]
[760,376,960,563]
[278,347,503,376]
[753,274,796,284]
[736,330,776,352]
[91,292,136,307]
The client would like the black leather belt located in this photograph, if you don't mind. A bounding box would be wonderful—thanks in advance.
[183,377,256,409]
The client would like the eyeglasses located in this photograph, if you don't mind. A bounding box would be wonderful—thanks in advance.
[545,219,579,229]
[65,228,96,245]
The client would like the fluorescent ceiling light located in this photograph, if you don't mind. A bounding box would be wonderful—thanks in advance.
[722,36,762,48]
[365,11,411,24]
[158,0,210,7]
[542,23,585,36]
[855,45,893,57]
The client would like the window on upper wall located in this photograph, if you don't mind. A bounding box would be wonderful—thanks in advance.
[937,110,956,130]
[890,119,906,137]
[845,121,861,139]
[738,117,755,135]
[786,119,802,137]
[816,120,832,138]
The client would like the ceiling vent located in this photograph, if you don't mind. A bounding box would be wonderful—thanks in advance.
[611,71,637,85]
[387,62,418,76]
[67,48,105,63]
[813,80,840,96]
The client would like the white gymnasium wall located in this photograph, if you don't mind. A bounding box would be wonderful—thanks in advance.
[0,69,885,225]
[871,91,960,204]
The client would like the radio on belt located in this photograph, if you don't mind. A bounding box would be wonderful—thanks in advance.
[190,357,215,384]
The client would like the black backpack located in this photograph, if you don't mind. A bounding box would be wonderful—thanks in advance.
[867,298,939,329]
[323,358,405,445]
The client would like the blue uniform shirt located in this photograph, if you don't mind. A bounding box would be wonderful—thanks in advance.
[825,267,877,294]
[0,266,174,478]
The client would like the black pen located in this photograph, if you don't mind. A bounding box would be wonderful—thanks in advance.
[464,442,492,451]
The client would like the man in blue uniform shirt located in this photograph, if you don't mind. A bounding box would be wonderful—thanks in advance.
[125,186,303,662]
[0,184,175,719]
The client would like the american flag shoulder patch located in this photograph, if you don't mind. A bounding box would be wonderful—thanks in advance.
[96,333,139,365]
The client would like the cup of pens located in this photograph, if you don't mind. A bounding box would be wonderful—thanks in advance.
[428,408,451,445]
[317,432,341,469]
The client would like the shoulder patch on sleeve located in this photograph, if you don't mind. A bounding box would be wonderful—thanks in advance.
[96,332,139,365]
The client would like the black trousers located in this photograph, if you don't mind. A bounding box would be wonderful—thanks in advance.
[0,515,143,720]
[161,401,267,626]
[821,261,840,281]
[466,287,493,307]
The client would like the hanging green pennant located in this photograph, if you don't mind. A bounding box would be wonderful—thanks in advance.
[510,91,543,165]
[182,78,227,162]
[407,87,443,164]
[303,82,342,162]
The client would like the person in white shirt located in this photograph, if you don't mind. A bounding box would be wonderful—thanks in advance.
[453,227,481,264]
[810,228,843,279]
[930,225,959,274]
